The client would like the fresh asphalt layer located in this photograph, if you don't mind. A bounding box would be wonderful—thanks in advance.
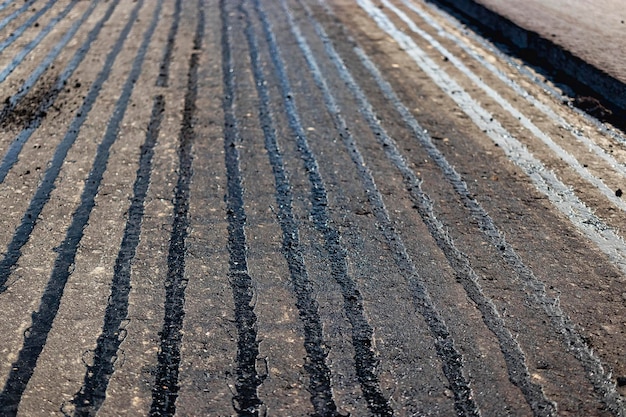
[0,0,624,416]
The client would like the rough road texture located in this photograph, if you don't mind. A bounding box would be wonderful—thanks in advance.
[0,0,624,416]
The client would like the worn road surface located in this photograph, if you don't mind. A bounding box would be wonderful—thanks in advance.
[0,0,624,416]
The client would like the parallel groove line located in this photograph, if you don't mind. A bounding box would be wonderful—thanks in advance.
[0,0,37,35]
[193,0,204,51]
[0,0,105,184]
[71,95,165,417]
[0,0,135,291]
[0,0,59,54]
[0,0,15,14]
[149,55,197,417]
[0,1,161,413]
[353,43,626,417]
[382,0,626,213]
[149,1,204,414]
[155,0,181,87]
[280,0,483,415]
[243,2,341,415]
[356,1,626,414]
[0,0,81,84]
[253,0,404,414]
[361,4,626,409]
[300,1,557,415]
[420,0,626,146]
[219,0,264,414]
[403,0,626,181]
[357,0,626,284]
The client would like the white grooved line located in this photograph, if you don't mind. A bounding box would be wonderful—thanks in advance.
[356,0,626,277]
[381,0,626,213]
[418,0,626,146]
[401,0,626,181]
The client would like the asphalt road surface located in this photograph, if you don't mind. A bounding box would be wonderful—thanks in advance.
[0,0,624,416]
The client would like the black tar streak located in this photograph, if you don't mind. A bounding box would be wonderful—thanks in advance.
[0,0,136,291]
[241,1,344,415]
[0,0,161,414]
[150,0,204,412]
[72,95,165,416]
[0,0,113,184]
[155,0,181,87]
[221,0,266,415]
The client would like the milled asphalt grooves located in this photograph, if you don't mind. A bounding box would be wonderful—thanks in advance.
[349,1,625,413]
[220,0,265,414]
[0,0,621,414]
[0,0,136,293]
[150,1,204,413]
[0,0,162,414]
[0,0,79,84]
[0,0,58,54]
[0,0,100,124]
[251,0,397,415]
[243,1,351,415]
[355,1,626,415]
[296,1,558,415]
[276,1,482,415]
[426,0,626,119]
[0,0,36,33]
[71,96,165,417]
[388,0,626,216]
[70,2,180,411]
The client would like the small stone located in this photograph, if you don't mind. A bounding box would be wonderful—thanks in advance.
[617,376,626,387]
[616,188,623,197]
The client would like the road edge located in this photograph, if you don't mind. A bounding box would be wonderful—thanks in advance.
[425,0,626,119]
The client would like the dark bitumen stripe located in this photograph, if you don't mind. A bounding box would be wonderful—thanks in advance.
[0,0,138,292]
[348,39,557,416]
[0,0,59,54]
[0,0,80,84]
[299,2,556,415]
[353,46,626,417]
[241,2,342,416]
[0,0,105,183]
[155,0,180,87]
[148,56,195,415]
[0,0,36,34]
[251,1,393,415]
[280,0,482,415]
[193,0,204,51]
[0,0,162,413]
[149,11,203,417]
[0,0,15,14]
[220,1,264,415]
[71,95,165,417]
[352,30,626,417]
